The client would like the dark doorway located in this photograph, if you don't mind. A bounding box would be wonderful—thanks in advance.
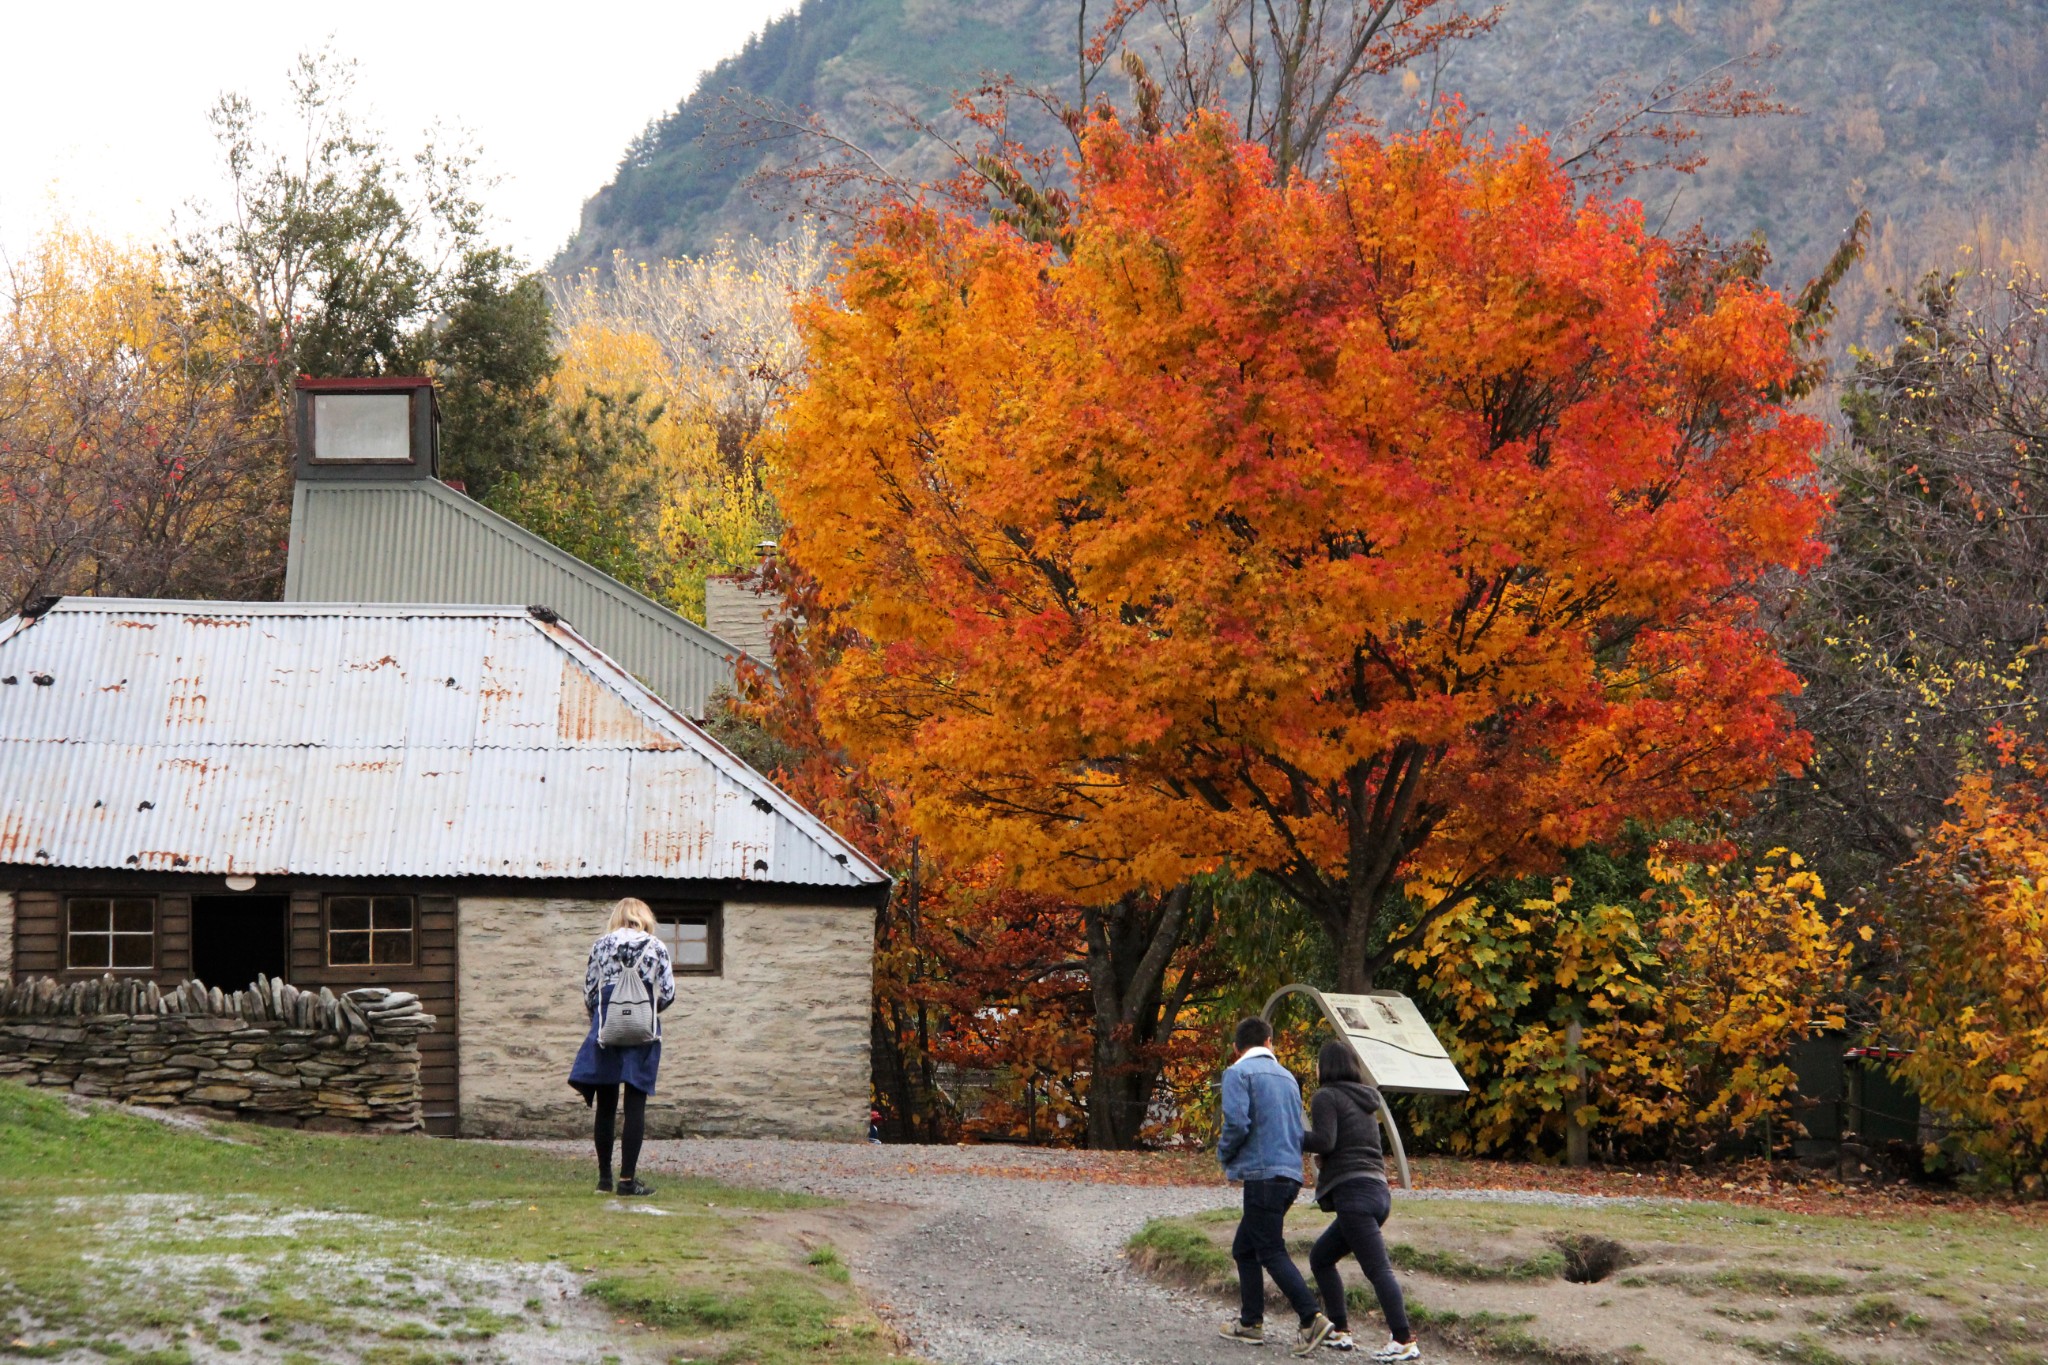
[190,896,290,991]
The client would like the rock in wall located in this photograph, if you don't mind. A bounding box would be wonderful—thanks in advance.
[457,897,873,1139]
[0,975,434,1132]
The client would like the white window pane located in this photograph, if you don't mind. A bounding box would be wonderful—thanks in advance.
[314,394,411,461]
[662,918,709,965]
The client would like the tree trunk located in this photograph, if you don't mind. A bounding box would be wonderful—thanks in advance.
[870,996,924,1141]
[1082,883,1208,1149]
[869,864,951,1142]
[1299,741,1445,993]
[1086,1021,1152,1150]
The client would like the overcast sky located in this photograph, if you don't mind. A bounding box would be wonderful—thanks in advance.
[0,0,801,270]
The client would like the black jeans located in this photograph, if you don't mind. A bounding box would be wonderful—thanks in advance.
[1232,1176,1319,1327]
[593,1084,648,1181]
[1309,1178,1409,1342]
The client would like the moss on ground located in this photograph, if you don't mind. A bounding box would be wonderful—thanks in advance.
[0,1082,909,1365]
[1389,1242,1567,1282]
[1126,1217,1234,1291]
[1124,1194,2048,1364]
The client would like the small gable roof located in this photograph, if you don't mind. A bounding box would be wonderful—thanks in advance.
[0,599,888,892]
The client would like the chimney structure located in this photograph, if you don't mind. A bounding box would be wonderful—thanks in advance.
[293,376,440,481]
[703,542,788,665]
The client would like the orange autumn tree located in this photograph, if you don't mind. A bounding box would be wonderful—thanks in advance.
[721,569,1102,1142]
[771,111,1827,997]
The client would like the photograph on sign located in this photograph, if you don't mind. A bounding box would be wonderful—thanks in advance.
[1321,990,1467,1095]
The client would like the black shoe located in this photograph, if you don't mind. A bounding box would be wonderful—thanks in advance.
[597,1174,613,1193]
[616,1176,654,1196]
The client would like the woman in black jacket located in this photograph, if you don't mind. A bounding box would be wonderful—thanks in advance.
[1301,1039,1418,1360]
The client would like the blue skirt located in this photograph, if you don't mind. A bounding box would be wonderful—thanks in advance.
[568,984,662,1095]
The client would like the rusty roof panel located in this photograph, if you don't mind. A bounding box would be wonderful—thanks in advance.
[0,600,887,889]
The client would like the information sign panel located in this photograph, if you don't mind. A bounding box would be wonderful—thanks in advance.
[1322,991,1467,1095]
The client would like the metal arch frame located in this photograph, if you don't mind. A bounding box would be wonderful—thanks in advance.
[1261,983,1414,1191]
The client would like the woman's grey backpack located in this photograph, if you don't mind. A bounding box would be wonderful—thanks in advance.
[599,948,657,1047]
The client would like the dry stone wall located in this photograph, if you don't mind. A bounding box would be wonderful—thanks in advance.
[0,974,435,1132]
[458,897,872,1140]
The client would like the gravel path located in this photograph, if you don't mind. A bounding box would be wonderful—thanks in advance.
[613,1140,1655,1365]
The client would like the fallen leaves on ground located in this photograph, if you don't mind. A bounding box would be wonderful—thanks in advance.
[888,1144,2048,1221]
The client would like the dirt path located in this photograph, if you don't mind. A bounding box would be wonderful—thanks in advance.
[623,1140,1551,1365]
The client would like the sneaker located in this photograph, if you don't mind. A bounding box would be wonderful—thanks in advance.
[1219,1319,1266,1345]
[1370,1342,1420,1362]
[596,1175,613,1193]
[1293,1313,1334,1357]
[1324,1330,1356,1351]
[615,1176,655,1197]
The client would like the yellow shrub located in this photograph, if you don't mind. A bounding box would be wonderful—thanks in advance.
[1402,852,1850,1160]
[1887,740,2048,1194]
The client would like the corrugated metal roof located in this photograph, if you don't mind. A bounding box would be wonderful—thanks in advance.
[284,478,741,717]
[0,599,888,891]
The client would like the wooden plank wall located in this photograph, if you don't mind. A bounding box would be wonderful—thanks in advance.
[11,887,458,1136]
[416,895,460,1136]
[288,892,460,1135]
[158,894,192,978]
[10,891,191,978]
[12,892,60,975]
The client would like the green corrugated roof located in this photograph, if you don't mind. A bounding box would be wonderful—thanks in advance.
[285,478,741,717]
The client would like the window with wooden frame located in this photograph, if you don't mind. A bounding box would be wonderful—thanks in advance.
[67,897,157,971]
[653,902,722,975]
[325,895,416,966]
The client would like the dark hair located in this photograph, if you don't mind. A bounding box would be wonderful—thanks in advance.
[1317,1039,1364,1085]
[1233,1016,1273,1051]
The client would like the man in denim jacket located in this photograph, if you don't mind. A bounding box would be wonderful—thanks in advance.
[1217,1017,1332,1354]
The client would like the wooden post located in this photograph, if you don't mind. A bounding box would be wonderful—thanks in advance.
[1565,1018,1590,1168]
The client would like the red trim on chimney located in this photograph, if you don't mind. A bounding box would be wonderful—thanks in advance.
[295,376,436,391]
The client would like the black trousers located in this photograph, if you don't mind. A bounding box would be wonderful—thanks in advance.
[1309,1178,1410,1342]
[592,1083,648,1180]
[1232,1176,1319,1326]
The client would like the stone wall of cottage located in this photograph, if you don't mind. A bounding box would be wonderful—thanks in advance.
[457,897,873,1140]
[0,892,13,981]
[0,975,433,1132]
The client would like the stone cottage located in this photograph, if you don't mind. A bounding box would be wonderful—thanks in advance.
[0,596,889,1138]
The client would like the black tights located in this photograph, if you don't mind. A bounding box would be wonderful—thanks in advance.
[1309,1179,1410,1343]
[593,1084,648,1182]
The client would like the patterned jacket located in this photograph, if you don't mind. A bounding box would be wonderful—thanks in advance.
[582,928,677,1018]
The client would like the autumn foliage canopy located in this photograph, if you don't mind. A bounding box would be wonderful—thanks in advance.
[772,111,1828,991]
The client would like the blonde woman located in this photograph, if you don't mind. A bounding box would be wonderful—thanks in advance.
[568,898,675,1195]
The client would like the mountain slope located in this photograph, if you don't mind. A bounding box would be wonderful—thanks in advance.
[558,0,1073,270]
[559,0,2048,326]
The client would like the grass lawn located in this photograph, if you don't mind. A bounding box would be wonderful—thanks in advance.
[0,1082,915,1365]
[1128,1192,2048,1364]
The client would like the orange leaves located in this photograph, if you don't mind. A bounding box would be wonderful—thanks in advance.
[771,110,1826,987]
